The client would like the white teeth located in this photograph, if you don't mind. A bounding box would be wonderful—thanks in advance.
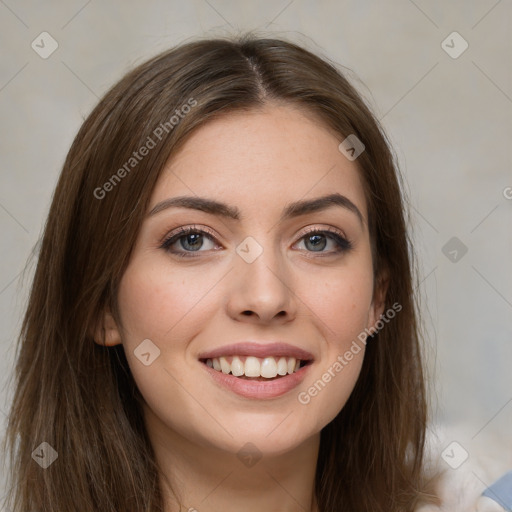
[260,357,278,378]
[244,356,261,377]
[231,356,244,377]
[277,357,288,375]
[206,355,305,378]
[219,356,230,374]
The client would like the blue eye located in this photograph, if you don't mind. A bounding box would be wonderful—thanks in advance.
[160,226,352,258]
[296,229,352,254]
[160,226,218,257]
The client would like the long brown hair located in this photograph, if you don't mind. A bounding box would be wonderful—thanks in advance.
[2,33,434,511]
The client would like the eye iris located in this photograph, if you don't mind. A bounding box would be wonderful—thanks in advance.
[182,233,203,251]
[305,234,326,251]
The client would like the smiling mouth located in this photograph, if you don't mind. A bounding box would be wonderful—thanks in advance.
[200,355,312,380]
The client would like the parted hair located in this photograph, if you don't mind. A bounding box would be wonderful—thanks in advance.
[2,33,434,511]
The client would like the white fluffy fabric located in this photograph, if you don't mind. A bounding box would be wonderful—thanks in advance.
[415,423,512,511]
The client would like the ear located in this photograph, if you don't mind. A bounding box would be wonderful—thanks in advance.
[92,309,122,347]
[367,268,390,331]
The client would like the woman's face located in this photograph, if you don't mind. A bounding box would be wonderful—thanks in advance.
[104,104,386,457]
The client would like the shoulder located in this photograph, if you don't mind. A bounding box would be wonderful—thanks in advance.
[414,423,512,512]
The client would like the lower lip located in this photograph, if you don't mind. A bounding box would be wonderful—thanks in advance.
[201,362,312,399]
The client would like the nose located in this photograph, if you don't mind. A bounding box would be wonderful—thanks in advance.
[226,243,298,324]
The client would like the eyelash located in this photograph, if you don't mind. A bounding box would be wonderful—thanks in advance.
[160,224,353,258]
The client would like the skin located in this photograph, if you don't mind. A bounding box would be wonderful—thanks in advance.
[95,103,387,512]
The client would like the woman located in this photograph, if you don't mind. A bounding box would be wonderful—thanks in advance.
[3,34,438,511]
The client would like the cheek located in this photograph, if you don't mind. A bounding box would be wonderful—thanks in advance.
[295,262,373,427]
[115,262,225,442]
[305,263,374,344]
[116,258,220,345]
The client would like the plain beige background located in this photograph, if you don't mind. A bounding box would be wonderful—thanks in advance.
[1,0,511,502]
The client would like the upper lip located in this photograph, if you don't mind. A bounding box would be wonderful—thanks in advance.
[198,342,315,361]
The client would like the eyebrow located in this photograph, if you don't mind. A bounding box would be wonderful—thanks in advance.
[147,193,365,226]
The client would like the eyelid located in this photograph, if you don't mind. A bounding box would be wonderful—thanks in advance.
[298,224,348,240]
[160,224,353,256]
[161,224,348,243]
[160,224,219,246]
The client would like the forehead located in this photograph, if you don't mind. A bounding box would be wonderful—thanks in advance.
[151,104,368,222]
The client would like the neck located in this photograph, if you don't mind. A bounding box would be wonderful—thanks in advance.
[143,405,321,512]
